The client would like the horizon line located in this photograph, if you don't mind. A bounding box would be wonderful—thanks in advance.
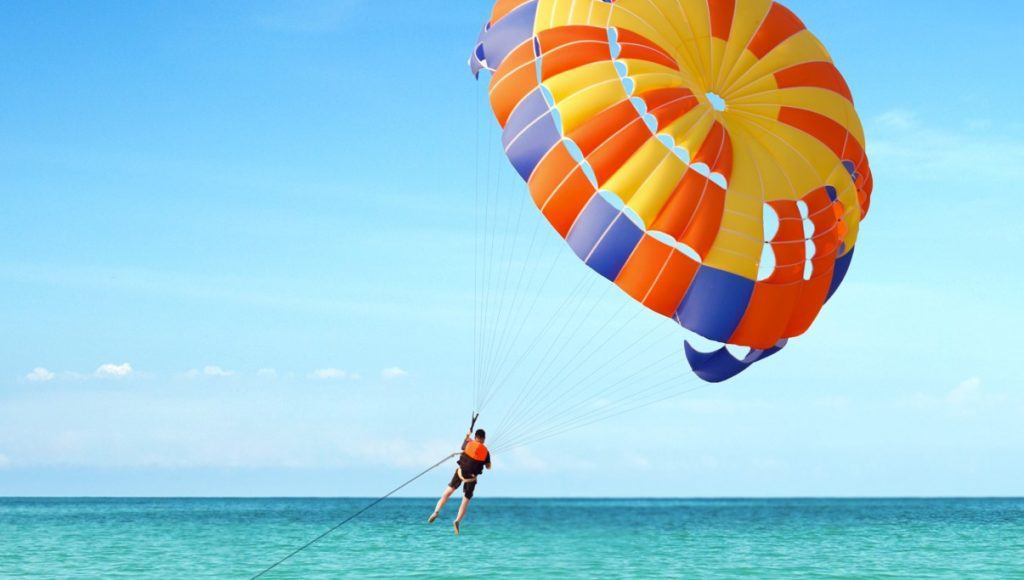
[3,495,1022,501]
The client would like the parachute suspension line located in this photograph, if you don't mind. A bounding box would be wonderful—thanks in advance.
[487,282,701,445]
[478,180,528,393]
[491,311,677,446]
[492,299,642,438]
[478,119,516,409]
[491,288,631,438]
[493,346,685,450]
[507,313,672,434]
[492,375,710,454]
[465,187,708,451]
[479,158,508,385]
[500,277,608,407]
[489,273,685,437]
[476,262,586,411]
[496,364,706,451]
[465,203,711,453]
[469,93,725,448]
[486,275,605,431]
[472,79,482,409]
[476,230,568,407]
[476,113,496,406]
[489,324,679,449]
[479,273,592,412]
[247,452,458,580]
[477,205,544,394]
[531,373,708,449]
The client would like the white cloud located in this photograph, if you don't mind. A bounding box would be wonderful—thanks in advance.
[183,366,237,379]
[947,377,982,408]
[353,438,452,469]
[0,454,10,469]
[310,368,359,381]
[506,447,548,472]
[25,367,56,382]
[95,363,133,378]
[907,377,1003,418]
[628,455,652,470]
[203,365,235,378]
[870,109,1024,184]
[257,368,278,378]
[875,109,916,130]
[380,367,408,380]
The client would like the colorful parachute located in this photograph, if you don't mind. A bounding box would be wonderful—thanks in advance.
[471,0,872,382]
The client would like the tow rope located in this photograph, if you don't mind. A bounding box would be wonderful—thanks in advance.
[249,451,459,579]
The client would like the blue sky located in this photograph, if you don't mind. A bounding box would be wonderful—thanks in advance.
[2,0,1023,497]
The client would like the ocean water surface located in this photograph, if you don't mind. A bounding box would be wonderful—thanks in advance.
[1,498,1022,578]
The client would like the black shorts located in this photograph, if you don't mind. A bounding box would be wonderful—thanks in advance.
[448,469,478,499]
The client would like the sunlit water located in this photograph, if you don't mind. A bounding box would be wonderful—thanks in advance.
[1,498,1022,578]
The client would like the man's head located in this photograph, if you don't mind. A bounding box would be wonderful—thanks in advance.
[474,429,486,442]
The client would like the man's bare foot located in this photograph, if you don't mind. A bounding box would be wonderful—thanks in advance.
[453,520,461,535]
[428,512,438,524]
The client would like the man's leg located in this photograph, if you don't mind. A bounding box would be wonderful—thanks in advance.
[431,470,464,523]
[435,486,456,513]
[453,497,470,535]
[455,497,471,523]
[429,486,456,523]
[453,480,475,535]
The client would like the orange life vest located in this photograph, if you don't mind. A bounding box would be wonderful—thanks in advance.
[463,440,489,462]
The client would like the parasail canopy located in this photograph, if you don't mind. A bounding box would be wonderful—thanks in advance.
[471,0,872,382]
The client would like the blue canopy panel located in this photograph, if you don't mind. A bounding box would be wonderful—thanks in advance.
[469,1,538,77]
[684,339,788,383]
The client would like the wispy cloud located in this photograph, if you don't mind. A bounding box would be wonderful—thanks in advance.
[95,363,133,378]
[870,109,1024,184]
[25,367,55,383]
[309,368,360,381]
[353,438,452,469]
[0,454,10,469]
[946,377,984,414]
[875,109,916,130]
[506,447,548,472]
[184,366,237,379]
[907,377,1004,418]
[257,368,278,378]
[947,377,981,404]
[203,365,235,378]
[381,367,408,380]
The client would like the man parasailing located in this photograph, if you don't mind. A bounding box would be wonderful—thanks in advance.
[428,422,491,535]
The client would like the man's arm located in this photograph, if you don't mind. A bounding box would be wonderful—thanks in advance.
[457,467,477,483]
[454,432,471,456]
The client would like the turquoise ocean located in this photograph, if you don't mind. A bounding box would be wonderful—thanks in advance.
[1,498,1022,578]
